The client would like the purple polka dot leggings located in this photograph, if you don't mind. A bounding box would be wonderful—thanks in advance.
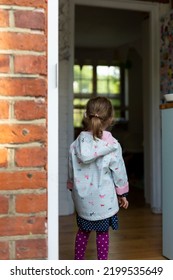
[75,229,109,260]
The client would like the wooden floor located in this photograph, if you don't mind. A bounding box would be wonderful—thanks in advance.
[59,188,166,260]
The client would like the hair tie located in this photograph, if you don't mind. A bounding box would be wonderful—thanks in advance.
[89,114,103,120]
[89,114,98,118]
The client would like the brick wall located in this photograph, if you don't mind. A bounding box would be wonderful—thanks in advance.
[0,0,47,259]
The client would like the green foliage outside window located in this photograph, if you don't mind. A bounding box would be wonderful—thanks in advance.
[97,66,120,94]
[73,65,93,94]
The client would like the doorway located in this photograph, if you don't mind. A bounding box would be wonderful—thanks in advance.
[70,0,161,213]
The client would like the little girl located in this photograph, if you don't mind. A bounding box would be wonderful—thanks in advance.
[67,96,129,260]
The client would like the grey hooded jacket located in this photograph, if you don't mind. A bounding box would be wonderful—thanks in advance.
[67,131,129,221]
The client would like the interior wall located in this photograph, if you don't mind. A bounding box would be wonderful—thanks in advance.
[59,0,74,215]
[125,47,143,153]
[107,42,143,155]
[75,6,144,48]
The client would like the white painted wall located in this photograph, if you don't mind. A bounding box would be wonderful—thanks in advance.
[48,0,59,260]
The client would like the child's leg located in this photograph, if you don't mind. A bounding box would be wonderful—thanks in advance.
[96,231,109,260]
[74,228,91,260]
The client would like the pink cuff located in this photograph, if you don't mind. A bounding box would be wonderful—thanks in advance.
[67,180,73,190]
[116,182,129,195]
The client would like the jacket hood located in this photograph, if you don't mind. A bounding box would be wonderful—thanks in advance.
[74,131,118,164]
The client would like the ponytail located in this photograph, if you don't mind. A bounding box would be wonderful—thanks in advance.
[83,97,114,140]
[89,115,103,139]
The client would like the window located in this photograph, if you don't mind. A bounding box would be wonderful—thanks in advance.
[97,66,120,94]
[73,63,128,128]
[74,65,93,94]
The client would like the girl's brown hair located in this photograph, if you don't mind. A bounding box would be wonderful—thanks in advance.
[83,97,114,139]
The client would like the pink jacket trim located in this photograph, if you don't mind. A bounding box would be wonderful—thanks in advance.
[116,182,129,195]
[102,131,115,144]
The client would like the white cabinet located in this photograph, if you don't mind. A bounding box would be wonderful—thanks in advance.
[161,106,173,259]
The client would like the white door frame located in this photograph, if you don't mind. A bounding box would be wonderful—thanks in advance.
[48,0,59,260]
[71,0,161,212]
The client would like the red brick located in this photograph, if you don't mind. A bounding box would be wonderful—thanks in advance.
[16,193,47,213]
[14,55,46,75]
[0,55,10,73]
[0,0,48,261]
[0,216,46,236]
[14,11,45,31]
[14,100,46,120]
[0,148,8,167]
[15,147,47,167]
[0,100,9,119]
[0,102,9,120]
[0,0,46,8]
[0,78,46,97]
[0,241,9,260]
[0,171,47,190]
[0,32,46,52]
[0,195,9,214]
[0,124,46,144]
[16,238,47,260]
[0,9,9,27]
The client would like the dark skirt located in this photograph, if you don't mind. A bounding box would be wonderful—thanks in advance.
[77,214,118,232]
